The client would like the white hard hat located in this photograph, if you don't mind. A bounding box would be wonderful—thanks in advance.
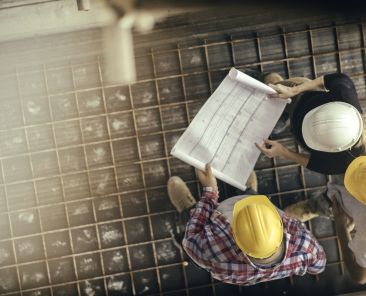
[302,102,363,152]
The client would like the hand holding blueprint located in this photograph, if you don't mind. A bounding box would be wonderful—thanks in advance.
[171,68,290,190]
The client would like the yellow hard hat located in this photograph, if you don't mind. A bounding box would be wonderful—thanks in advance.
[232,195,283,259]
[344,156,366,205]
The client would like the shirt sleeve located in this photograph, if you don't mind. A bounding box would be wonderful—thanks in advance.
[306,150,352,175]
[182,190,219,270]
[303,226,327,274]
[307,246,326,274]
[323,73,362,113]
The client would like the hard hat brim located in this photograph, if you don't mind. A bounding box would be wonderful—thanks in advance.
[344,156,366,205]
[232,195,283,259]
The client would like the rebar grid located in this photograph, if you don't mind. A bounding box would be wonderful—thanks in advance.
[0,20,364,295]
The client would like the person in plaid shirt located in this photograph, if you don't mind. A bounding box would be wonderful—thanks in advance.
[169,164,326,285]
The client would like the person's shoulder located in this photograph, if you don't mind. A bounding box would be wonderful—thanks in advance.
[282,214,306,237]
[324,73,357,95]
[324,72,353,84]
[282,214,315,247]
[326,72,351,78]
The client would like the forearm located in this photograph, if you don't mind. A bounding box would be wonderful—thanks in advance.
[279,146,309,167]
[185,190,218,235]
[182,190,218,269]
[291,76,325,95]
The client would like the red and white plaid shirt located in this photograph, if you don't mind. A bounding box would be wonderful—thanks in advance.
[182,190,326,285]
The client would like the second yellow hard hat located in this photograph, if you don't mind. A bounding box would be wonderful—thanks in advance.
[345,156,366,205]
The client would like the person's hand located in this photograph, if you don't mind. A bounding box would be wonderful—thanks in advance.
[195,163,217,189]
[255,139,285,158]
[268,83,298,99]
[332,196,355,234]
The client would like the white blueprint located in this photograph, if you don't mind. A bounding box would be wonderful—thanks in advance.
[171,68,289,190]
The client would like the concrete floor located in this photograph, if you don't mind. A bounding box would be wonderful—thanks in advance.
[0,5,366,296]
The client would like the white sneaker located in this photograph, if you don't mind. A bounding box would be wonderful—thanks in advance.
[167,176,196,213]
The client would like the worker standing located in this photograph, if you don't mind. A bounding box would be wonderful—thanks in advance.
[327,156,366,284]
[167,164,326,285]
[256,73,364,175]
[256,73,366,284]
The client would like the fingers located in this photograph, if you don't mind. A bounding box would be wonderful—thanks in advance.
[268,84,283,94]
[195,163,212,179]
[268,83,291,99]
[205,163,212,176]
[269,93,288,99]
[268,83,277,90]
[269,83,287,92]
[195,168,203,179]
[264,138,276,145]
[195,163,217,188]
[255,142,273,159]
[268,84,280,99]
[269,93,280,99]
[195,167,204,179]
[255,142,265,152]
[255,138,274,147]
[255,142,271,153]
